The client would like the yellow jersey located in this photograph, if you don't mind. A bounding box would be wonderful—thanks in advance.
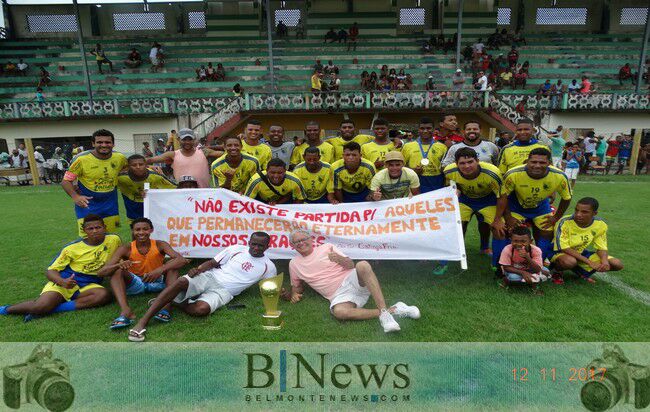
[242,140,272,170]
[48,234,122,286]
[497,140,549,173]
[328,134,375,161]
[361,140,399,168]
[290,142,334,165]
[502,165,572,209]
[211,153,260,193]
[553,216,608,253]
[117,170,176,219]
[401,140,448,176]
[244,171,306,203]
[292,161,334,201]
[66,150,128,194]
[443,162,502,199]
[331,158,376,193]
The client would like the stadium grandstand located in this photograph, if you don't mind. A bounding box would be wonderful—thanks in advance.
[0,0,648,176]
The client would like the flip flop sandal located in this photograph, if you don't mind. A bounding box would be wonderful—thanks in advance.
[110,316,134,330]
[128,328,147,342]
[154,309,172,323]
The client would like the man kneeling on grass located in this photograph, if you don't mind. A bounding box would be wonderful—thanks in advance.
[128,232,276,342]
[499,226,549,295]
[284,229,420,333]
[98,218,187,330]
[0,215,119,321]
[550,197,623,284]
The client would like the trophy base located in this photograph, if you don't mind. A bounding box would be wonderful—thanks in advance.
[262,312,283,330]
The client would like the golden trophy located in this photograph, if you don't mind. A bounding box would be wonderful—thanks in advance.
[259,273,284,330]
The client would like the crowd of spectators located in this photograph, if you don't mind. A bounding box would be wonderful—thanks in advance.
[310,60,342,94]
[323,23,359,51]
[360,65,413,92]
[196,62,226,82]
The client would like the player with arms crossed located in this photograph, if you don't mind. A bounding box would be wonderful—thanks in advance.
[128,232,276,342]
[0,215,119,320]
[494,148,572,266]
[284,230,420,333]
[98,218,188,329]
[292,147,336,204]
[550,197,623,284]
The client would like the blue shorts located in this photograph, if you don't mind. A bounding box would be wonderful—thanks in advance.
[508,193,551,218]
[342,188,370,203]
[419,174,445,193]
[125,272,166,295]
[306,194,330,204]
[459,194,497,224]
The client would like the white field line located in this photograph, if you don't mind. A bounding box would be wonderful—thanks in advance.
[593,272,650,307]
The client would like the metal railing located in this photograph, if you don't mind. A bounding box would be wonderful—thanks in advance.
[0,91,648,121]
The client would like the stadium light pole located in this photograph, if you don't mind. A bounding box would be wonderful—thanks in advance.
[455,0,464,70]
[634,10,650,94]
[73,0,93,104]
[265,0,276,92]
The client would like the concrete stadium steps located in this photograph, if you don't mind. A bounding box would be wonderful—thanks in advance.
[306,12,396,36]
[443,11,497,35]
[205,14,261,38]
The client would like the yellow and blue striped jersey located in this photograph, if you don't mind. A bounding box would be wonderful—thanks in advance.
[443,162,502,199]
[242,141,272,170]
[48,234,122,286]
[292,161,334,201]
[211,153,260,193]
[117,170,176,219]
[401,140,448,176]
[497,140,549,174]
[328,134,374,161]
[554,216,608,253]
[65,150,128,194]
[290,142,334,165]
[331,158,376,194]
[244,171,306,203]
[361,141,399,167]
[502,165,572,209]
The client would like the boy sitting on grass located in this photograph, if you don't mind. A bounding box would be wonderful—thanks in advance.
[499,226,549,295]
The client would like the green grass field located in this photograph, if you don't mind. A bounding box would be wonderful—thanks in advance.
[1,176,649,342]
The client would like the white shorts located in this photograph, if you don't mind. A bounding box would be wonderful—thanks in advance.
[565,167,579,180]
[174,272,233,314]
[552,156,562,168]
[329,270,371,312]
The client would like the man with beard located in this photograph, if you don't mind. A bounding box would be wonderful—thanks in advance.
[62,129,128,235]
[292,147,336,204]
[434,113,464,148]
[146,128,222,188]
[442,120,499,168]
[291,121,334,167]
[211,136,260,193]
[265,124,294,168]
[244,158,306,205]
[327,119,375,161]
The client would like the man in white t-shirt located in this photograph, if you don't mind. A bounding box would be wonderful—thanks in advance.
[128,232,276,342]
[476,71,488,91]
[472,39,485,54]
[284,229,420,333]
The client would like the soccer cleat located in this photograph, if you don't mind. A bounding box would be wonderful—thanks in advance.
[0,305,9,315]
[551,272,565,285]
[582,276,596,284]
[391,302,421,319]
[379,310,401,333]
[480,248,493,257]
[432,264,449,276]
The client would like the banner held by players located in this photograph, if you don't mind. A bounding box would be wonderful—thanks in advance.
[144,185,467,265]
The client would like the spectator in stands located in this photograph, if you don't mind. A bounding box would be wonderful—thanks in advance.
[142,142,153,158]
[276,20,288,38]
[619,63,635,85]
[4,61,16,74]
[605,135,621,174]
[380,65,389,80]
[166,130,180,151]
[324,60,339,75]
[452,69,466,93]
[324,28,338,43]
[499,68,515,89]
[421,40,433,54]
[360,71,370,90]
[515,97,528,117]
[313,60,323,72]
[424,75,436,94]
[512,68,528,90]
[34,87,45,107]
[197,65,208,82]
[617,134,633,173]
[311,71,323,94]
[487,29,501,50]
[472,38,485,56]
[580,76,592,94]
[329,73,341,91]
[549,80,563,109]
[90,43,113,74]
[205,62,215,80]
[368,72,379,90]
[547,125,566,168]
[513,29,526,46]
[536,79,552,97]
[462,45,473,66]
[17,59,28,76]
[564,143,583,188]
[295,19,305,39]
[337,28,348,43]
[348,22,359,51]
[149,43,164,72]
[232,83,244,97]
[388,68,397,86]
[443,37,454,55]
[215,63,226,81]
[507,46,519,67]
[475,71,488,91]
[496,131,512,149]
[155,138,166,156]
[124,48,141,69]
[38,67,51,87]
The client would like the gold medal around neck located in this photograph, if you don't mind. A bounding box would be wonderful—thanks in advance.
[420,158,430,166]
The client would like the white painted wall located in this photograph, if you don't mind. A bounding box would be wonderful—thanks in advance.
[547,112,650,136]
[0,116,178,154]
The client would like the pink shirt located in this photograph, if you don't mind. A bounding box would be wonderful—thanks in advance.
[172,149,210,188]
[499,244,543,272]
[580,80,591,93]
[289,243,352,300]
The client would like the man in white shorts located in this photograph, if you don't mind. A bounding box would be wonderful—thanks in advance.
[284,229,420,333]
[128,232,276,341]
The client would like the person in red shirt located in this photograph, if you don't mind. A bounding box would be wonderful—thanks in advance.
[605,136,622,174]
[580,76,592,94]
[618,63,635,85]
[434,113,463,148]
[347,22,359,51]
[507,46,519,67]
